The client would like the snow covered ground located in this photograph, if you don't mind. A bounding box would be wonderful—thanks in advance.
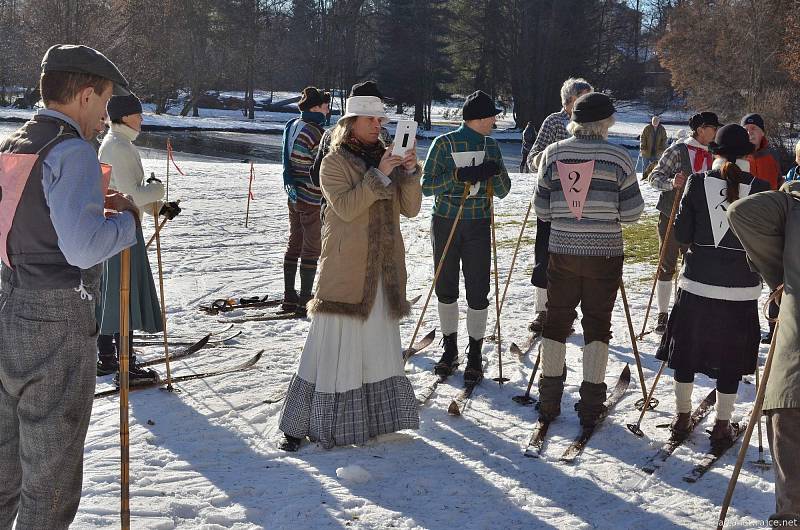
[50,148,777,529]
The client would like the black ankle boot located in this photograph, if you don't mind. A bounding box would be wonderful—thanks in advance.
[434,333,459,376]
[464,337,484,385]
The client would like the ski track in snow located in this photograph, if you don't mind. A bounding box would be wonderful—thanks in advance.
[70,151,776,529]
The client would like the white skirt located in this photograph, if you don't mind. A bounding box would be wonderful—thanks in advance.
[279,278,419,448]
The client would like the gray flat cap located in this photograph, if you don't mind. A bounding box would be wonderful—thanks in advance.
[41,44,130,96]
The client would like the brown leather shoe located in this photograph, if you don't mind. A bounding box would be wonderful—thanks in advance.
[669,412,691,441]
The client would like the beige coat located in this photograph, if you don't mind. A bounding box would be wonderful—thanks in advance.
[308,147,422,320]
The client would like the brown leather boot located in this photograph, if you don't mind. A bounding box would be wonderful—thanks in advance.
[709,420,736,452]
[537,375,564,422]
[669,412,691,441]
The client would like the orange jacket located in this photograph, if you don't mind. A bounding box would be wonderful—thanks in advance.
[747,137,782,190]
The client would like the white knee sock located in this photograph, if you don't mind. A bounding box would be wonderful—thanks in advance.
[582,341,609,384]
[466,307,488,340]
[438,301,459,336]
[715,391,737,422]
[674,381,693,414]
[541,338,566,377]
[657,280,673,314]
[535,287,548,313]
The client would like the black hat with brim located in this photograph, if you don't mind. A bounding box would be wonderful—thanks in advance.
[708,124,755,161]
[462,90,501,121]
[350,80,383,100]
[689,111,722,131]
[42,44,130,96]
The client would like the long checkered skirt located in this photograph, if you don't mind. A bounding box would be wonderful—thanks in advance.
[279,279,419,449]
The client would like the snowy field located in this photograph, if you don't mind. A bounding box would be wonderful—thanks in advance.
[41,147,777,529]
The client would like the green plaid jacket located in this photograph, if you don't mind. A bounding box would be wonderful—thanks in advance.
[422,125,511,219]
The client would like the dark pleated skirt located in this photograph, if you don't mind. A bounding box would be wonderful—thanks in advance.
[656,289,759,380]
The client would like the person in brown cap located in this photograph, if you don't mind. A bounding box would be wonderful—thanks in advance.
[280,86,330,314]
[0,44,137,529]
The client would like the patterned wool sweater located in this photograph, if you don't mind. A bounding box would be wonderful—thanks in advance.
[534,134,644,257]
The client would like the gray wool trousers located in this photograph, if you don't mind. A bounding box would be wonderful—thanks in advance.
[0,278,99,530]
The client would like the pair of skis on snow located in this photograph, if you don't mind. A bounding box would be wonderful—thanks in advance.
[96,325,261,398]
[640,389,747,482]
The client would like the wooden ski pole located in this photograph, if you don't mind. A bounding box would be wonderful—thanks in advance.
[627,361,666,436]
[405,184,471,361]
[245,162,255,228]
[119,248,132,529]
[153,204,174,391]
[490,199,532,340]
[489,183,508,385]
[639,184,683,339]
[718,318,781,528]
[619,279,652,408]
[145,218,168,249]
[752,363,769,467]
[165,138,171,202]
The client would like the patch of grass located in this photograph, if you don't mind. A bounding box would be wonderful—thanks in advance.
[622,214,660,265]
[497,235,535,249]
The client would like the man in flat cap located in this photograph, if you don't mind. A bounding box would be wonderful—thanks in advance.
[0,44,138,528]
[421,90,511,386]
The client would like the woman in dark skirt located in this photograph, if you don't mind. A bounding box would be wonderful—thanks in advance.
[657,124,769,450]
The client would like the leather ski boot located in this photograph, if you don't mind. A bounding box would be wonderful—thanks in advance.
[669,412,692,441]
[576,381,608,428]
[528,311,547,333]
[463,337,484,385]
[655,312,668,334]
[709,419,736,452]
[434,333,459,376]
[537,375,564,422]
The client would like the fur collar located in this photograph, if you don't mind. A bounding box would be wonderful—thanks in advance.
[712,157,750,173]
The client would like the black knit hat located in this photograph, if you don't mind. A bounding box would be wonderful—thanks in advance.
[107,93,142,121]
[349,80,383,100]
[688,111,722,131]
[298,86,330,111]
[741,113,765,133]
[462,90,501,121]
[570,92,615,123]
[708,124,755,161]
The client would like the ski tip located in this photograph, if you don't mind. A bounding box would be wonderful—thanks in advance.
[510,343,522,356]
[198,333,212,347]
[410,294,422,305]
[423,329,436,340]
[621,364,631,381]
[447,401,462,416]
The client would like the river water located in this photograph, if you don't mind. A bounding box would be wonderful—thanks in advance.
[0,121,527,169]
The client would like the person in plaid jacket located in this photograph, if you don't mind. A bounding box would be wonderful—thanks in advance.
[422,90,511,385]
[523,78,593,335]
[647,111,721,334]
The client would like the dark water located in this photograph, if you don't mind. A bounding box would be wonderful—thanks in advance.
[0,121,529,168]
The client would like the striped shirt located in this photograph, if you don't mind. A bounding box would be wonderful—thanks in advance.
[422,124,512,219]
[288,120,324,205]
[534,134,644,257]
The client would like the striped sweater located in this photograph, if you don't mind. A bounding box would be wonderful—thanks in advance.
[534,134,644,257]
[283,115,325,205]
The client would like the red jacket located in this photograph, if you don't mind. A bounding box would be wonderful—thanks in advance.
[747,137,782,190]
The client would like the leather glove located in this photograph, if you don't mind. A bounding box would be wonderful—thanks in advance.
[457,160,500,184]
[159,201,181,220]
[147,172,162,184]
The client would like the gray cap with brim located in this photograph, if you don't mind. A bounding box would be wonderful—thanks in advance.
[41,44,130,96]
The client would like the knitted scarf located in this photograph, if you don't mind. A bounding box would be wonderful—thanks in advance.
[342,137,386,170]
